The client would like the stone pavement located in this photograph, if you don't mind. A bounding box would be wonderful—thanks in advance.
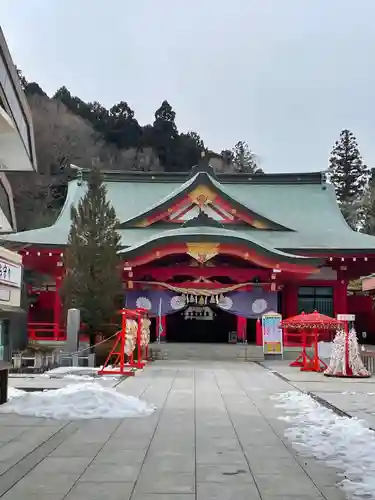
[0,361,346,499]
[265,360,375,428]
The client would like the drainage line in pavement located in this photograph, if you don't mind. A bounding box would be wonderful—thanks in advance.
[256,362,375,431]
[305,392,352,419]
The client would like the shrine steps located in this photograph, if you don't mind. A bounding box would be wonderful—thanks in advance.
[149,343,264,361]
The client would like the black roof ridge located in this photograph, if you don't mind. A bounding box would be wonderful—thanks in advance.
[79,167,326,185]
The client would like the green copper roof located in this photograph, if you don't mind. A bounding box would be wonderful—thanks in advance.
[119,170,289,230]
[117,226,323,266]
[2,167,375,253]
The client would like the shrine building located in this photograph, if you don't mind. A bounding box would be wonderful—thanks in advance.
[3,160,375,347]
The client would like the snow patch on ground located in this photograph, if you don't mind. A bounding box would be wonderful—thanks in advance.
[8,387,27,399]
[341,391,375,396]
[273,391,375,499]
[62,374,98,381]
[1,383,155,420]
[41,366,123,380]
[45,366,97,374]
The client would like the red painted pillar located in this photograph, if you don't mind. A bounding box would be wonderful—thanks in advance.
[256,318,262,346]
[283,283,298,317]
[54,277,62,339]
[156,315,167,342]
[334,281,348,316]
[161,315,167,341]
[237,316,247,343]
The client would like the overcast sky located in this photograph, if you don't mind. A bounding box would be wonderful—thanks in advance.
[1,0,375,173]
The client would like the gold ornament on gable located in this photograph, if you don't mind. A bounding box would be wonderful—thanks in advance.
[186,243,219,264]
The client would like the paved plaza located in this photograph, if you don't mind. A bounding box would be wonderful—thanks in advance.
[265,360,375,428]
[0,361,349,499]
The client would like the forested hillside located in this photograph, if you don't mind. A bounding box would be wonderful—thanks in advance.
[10,73,260,230]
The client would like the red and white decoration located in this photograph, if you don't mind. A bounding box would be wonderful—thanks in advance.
[124,319,138,355]
[140,318,151,346]
[135,296,152,311]
[324,328,370,378]
[169,203,234,223]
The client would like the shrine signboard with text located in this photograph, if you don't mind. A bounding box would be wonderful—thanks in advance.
[262,312,283,356]
[0,259,22,288]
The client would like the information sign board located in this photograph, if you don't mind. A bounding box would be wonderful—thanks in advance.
[262,312,283,355]
[337,314,355,322]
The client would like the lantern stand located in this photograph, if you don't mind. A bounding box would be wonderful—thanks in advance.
[98,307,148,376]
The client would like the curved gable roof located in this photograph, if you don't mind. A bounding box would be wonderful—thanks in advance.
[2,166,375,254]
[117,170,291,231]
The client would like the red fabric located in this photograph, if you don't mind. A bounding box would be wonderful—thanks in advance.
[236,316,247,341]
[281,310,343,330]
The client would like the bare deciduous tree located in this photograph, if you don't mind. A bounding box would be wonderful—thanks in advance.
[9,94,124,229]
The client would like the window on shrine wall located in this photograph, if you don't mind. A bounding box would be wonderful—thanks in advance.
[297,286,334,317]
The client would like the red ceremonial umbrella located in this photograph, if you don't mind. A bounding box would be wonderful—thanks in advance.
[281,310,343,330]
[281,311,344,372]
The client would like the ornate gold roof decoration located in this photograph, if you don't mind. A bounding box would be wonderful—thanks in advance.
[186,242,219,264]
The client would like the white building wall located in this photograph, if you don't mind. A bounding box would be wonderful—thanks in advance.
[0,26,37,172]
[0,206,12,232]
[0,245,22,309]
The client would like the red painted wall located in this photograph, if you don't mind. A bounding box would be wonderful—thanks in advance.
[282,284,298,317]
[29,291,55,323]
[28,281,375,344]
[348,295,375,339]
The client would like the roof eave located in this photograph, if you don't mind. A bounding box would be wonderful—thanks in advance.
[118,231,323,267]
[280,247,375,255]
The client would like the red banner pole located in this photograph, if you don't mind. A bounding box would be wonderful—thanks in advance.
[137,315,142,368]
[120,310,126,373]
[344,321,352,375]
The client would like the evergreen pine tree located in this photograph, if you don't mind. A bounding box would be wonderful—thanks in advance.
[60,167,123,346]
[232,141,262,173]
[221,149,234,165]
[153,100,178,169]
[329,130,370,213]
[178,131,205,170]
[107,101,141,149]
[362,170,375,235]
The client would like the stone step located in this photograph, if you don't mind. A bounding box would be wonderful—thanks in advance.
[149,343,264,361]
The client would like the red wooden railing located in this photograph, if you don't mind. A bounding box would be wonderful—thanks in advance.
[28,322,66,341]
[28,322,90,343]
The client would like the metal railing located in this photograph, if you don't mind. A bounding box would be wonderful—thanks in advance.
[361,351,375,373]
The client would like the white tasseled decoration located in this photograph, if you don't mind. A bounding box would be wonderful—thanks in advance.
[324,328,370,377]
[325,329,346,375]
